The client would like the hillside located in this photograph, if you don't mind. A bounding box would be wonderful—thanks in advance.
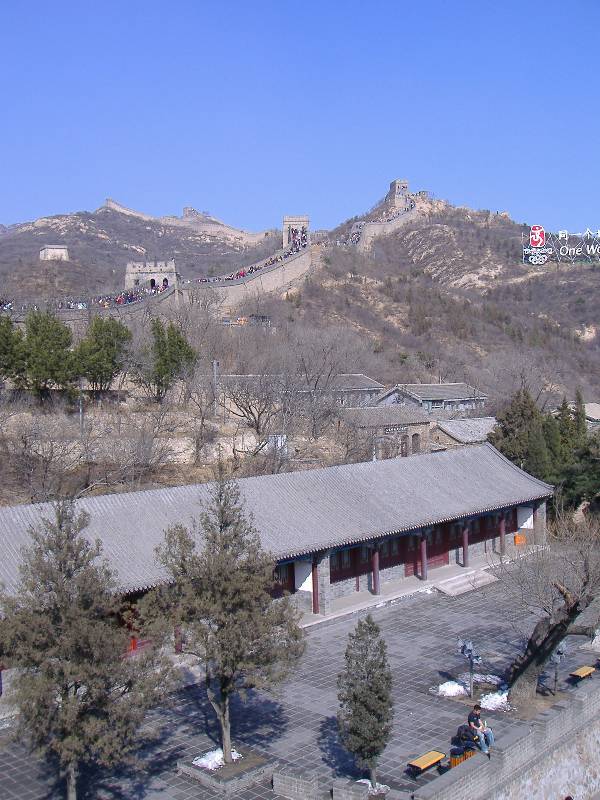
[2,185,600,406]
[0,201,278,299]
[250,200,600,406]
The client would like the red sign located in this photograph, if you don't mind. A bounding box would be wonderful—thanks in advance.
[530,225,545,248]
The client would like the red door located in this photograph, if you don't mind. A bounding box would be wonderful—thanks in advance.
[404,535,420,577]
[427,526,449,570]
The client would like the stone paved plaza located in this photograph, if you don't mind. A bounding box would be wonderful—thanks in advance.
[0,581,594,799]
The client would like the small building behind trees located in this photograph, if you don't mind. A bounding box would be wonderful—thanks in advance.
[340,405,431,458]
[431,416,497,449]
[375,382,487,415]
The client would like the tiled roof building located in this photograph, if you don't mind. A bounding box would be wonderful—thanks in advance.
[0,444,551,615]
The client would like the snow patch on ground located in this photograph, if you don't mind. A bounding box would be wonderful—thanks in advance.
[479,690,511,711]
[458,672,504,687]
[436,680,468,697]
[192,748,243,771]
[357,779,390,795]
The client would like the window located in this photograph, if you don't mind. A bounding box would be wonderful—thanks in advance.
[381,541,389,558]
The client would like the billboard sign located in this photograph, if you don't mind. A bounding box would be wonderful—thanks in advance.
[522,226,600,266]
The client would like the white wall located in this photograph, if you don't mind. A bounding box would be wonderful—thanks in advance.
[518,505,534,529]
[294,560,312,592]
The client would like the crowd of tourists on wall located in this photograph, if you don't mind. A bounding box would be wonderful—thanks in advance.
[0,279,170,314]
[337,198,417,247]
[0,229,310,313]
[196,226,309,284]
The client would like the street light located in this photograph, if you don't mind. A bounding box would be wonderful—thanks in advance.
[458,638,482,698]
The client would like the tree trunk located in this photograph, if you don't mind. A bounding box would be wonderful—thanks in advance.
[221,696,232,764]
[507,600,587,702]
[66,762,77,800]
[206,675,233,764]
[369,761,377,790]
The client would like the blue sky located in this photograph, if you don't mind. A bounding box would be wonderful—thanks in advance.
[1,0,598,232]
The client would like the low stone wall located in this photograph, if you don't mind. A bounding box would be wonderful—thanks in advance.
[413,680,600,800]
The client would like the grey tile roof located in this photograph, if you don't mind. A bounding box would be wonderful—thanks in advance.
[331,374,384,391]
[381,383,487,402]
[218,373,383,392]
[0,444,551,596]
[436,417,498,443]
[341,406,429,427]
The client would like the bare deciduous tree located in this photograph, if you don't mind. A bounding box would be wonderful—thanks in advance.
[493,514,600,702]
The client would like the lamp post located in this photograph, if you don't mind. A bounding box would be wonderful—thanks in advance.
[458,638,482,698]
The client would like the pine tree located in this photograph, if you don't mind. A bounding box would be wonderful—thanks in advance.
[556,397,575,462]
[75,316,132,393]
[0,501,169,800]
[154,466,305,762]
[488,388,542,468]
[22,310,75,398]
[134,318,196,402]
[524,418,551,480]
[0,315,25,383]
[337,615,393,790]
[573,388,588,449]
[542,414,563,482]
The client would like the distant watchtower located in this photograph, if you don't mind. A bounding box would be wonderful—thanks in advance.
[124,258,179,290]
[385,179,410,210]
[282,215,310,249]
[40,244,69,261]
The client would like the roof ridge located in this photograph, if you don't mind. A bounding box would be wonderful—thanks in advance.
[480,442,554,491]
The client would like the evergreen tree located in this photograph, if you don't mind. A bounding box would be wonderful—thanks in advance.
[542,414,563,482]
[488,388,543,468]
[0,315,25,383]
[556,397,575,462]
[22,310,75,397]
[337,614,393,790]
[0,501,169,800]
[561,434,600,511]
[153,467,304,762]
[573,388,588,449]
[134,318,196,402]
[524,418,551,480]
[75,316,132,393]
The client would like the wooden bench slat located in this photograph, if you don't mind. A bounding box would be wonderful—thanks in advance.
[408,750,445,770]
[570,666,595,679]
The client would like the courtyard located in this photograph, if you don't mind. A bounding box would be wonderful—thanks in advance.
[0,579,594,799]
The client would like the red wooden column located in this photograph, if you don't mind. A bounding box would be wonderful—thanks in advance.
[420,535,428,581]
[462,521,470,568]
[372,547,381,595]
[499,513,506,556]
[311,557,320,614]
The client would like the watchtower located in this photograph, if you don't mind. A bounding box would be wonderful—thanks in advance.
[40,245,70,261]
[385,179,410,210]
[282,215,310,250]
[124,258,179,290]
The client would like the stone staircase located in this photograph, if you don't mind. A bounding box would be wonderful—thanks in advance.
[435,569,498,597]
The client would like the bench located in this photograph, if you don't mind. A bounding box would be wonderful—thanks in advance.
[570,665,595,681]
[449,747,477,768]
[407,750,445,777]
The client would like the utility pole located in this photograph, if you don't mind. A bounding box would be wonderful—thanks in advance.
[212,359,219,418]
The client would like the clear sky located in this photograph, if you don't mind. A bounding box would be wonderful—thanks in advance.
[1,0,598,232]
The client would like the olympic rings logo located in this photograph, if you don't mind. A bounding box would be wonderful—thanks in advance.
[528,254,548,265]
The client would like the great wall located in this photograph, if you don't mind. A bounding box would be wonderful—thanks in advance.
[1,180,430,325]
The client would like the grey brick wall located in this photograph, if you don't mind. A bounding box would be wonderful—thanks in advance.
[412,681,600,800]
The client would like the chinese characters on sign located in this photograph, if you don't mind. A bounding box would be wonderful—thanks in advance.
[523,225,600,266]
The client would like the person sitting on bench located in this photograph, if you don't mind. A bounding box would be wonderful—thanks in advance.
[468,704,494,755]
